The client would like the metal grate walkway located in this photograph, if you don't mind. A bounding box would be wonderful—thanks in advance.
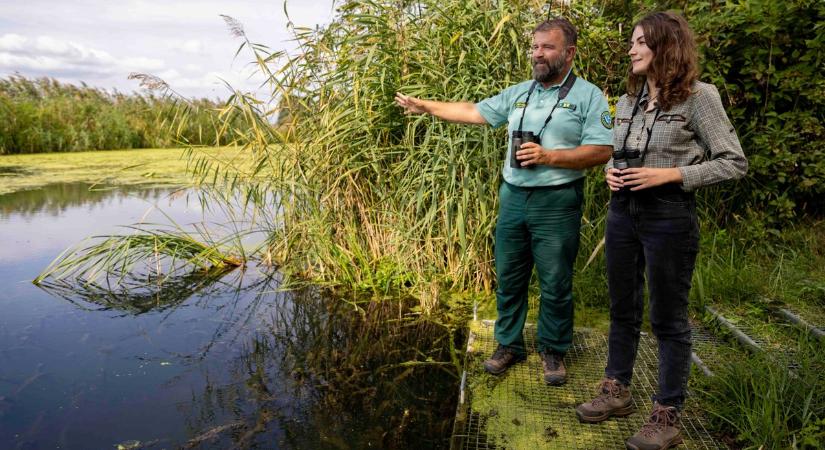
[451,321,725,450]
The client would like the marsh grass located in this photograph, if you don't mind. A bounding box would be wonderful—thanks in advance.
[0,75,243,154]
[34,225,243,285]
[695,334,825,449]
[164,0,627,303]
[687,220,825,448]
[690,220,825,310]
[29,1,630,309]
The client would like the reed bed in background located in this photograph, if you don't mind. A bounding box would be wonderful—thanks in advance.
[0,75,243,154]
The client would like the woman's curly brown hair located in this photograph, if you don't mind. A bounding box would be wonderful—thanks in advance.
[627,12,698,111]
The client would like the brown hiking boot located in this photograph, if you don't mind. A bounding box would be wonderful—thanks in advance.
[540,350,567,385]
[482,344,525,375]
[625,402,683,450]
[576,377,635,423]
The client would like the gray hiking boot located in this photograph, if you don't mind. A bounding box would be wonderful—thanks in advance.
[482,344,526,375]
[576,377,635,423]
[540,350,567,385]
[625,402,683,450]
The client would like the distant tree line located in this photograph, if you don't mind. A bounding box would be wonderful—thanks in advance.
[0,75,242,154]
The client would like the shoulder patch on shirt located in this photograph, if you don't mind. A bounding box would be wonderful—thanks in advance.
[514,101,527,109]
[600,111,613,129]
[559,101,577,111]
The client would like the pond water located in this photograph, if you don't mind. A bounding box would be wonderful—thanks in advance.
[0,183,459,449]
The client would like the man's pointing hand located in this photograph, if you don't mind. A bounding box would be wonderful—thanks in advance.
[395,92,427,114]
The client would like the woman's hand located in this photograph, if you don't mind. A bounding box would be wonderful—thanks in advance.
[620,167,683,190]
[606,168,624,191]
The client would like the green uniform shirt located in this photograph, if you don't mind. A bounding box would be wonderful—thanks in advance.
[476,69,613,187]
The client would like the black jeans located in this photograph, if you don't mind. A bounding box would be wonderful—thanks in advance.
[604,186,699,409]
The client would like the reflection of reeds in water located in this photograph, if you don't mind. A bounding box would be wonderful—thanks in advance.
[0,183,172,218]
[35,267,233,314]
[179,289,461,449]
[35,260,285,316]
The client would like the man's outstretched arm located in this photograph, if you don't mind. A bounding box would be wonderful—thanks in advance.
[395,93,487,125]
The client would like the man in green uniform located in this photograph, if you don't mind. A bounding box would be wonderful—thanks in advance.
[395,18,612,385]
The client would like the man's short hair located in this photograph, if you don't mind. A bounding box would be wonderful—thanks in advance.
[533,18,577,47]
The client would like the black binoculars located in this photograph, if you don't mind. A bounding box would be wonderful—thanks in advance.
[510,131,541,169]
[612,148,642,170]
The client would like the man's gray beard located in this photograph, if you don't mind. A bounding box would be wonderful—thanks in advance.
[532,54,566,83]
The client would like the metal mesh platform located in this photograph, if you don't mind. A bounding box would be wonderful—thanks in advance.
[451,321,725,450]
[689,322,734,377]
[780,302,825,331]
[706,305,806,370]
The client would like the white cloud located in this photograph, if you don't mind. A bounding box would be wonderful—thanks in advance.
[0,34,27,52]
[121,56,165,72]
[0,33,165,79]
[172,39,204,54]
[0,53,76,73]
[0,1,335,99]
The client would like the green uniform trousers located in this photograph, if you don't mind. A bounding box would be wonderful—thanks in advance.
[494,178,583,355]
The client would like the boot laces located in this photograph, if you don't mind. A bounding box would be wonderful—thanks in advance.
[592,378,622,406]
[640,404,678,438]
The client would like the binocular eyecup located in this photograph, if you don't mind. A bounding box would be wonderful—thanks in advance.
[612,149,642,192]
[612,148,642,170]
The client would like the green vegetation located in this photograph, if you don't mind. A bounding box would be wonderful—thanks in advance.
[0,75,244,154]
[690,222,825,448]
[34,227,243,285]
[27,0,825,448]
[689,0,825,224]
[32,0,825,296]
[0,146,245,195]
[696,336,825,449]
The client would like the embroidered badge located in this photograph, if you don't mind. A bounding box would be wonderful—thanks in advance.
[559,101,577,111]
[600,111,613,129]
[514,101,527,109]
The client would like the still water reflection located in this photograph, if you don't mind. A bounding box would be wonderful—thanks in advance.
[0,183,458,449]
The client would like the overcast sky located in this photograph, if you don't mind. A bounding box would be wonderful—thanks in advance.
[0,0,336,100]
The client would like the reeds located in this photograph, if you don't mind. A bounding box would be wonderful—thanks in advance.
[0,75,242,154]
[29,0,629,303]
[34,225,243,285]
[177,0,628,299]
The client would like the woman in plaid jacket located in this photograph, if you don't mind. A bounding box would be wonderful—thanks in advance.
[575,11,748,450]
